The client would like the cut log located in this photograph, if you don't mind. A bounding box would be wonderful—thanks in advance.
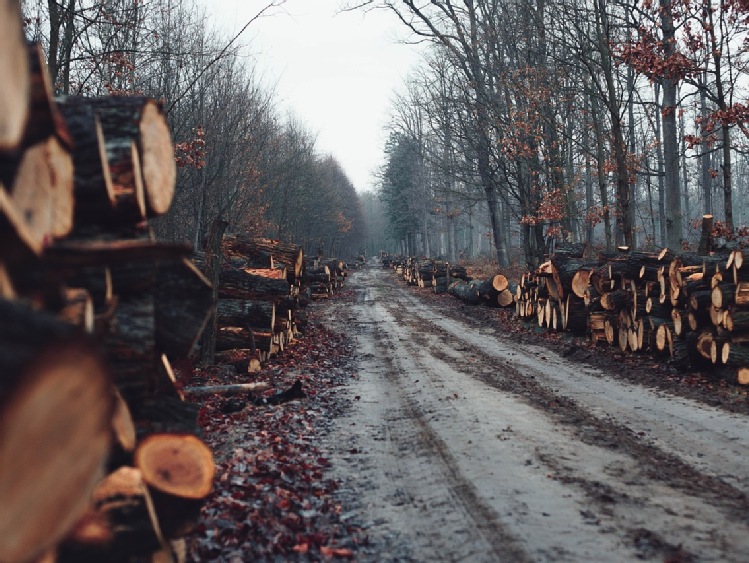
[23,43,72,148]
[689,289,713,311]
[218,268,290,302]
[710,335,730,364]
[734,249,749,271]
[217,299,275,330]
[736,281,749,306]
[604,315,617,345]
[671,308,686,337]
[571,268,593,298]
[134,433,215,499]
[216,326,274,353]
[224,236,304,283]
[590,263,616,294]
[563,294,587,334]
[550,299,564,331]
[600,289,631,312]
[303,265,331,284]
[695,330,716,360]
[182,382,271,396]
[550,254,592,300]
[471,274,509,306]
[0,134,74,244]
[102,293,157,400]
[687,309,710,332]
[636,318,654,352]
[58,287,94,332]
[583,285,602,311]
[618,309,633,352]
[497,288,515,308]
[221,236,274,269]
[709,306,725,327]
[720,341,749,368]
[0,0,29,150]
[63,96,175,217]
[57,101,117,226]
[655,322,673,353]
[724,310,749,333]
[45,239,192,269]
[447,279,480,305]
[58,466,166,562]
[713,366,749,385]
[112,390,137,453]
[154,258,213,359]
[588,312,609,344]
[712,283,736,309]
[0,262,14,298]
[0,302,114,563]
[697,214,714,255]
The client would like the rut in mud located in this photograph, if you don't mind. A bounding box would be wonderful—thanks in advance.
[318,264,749,562]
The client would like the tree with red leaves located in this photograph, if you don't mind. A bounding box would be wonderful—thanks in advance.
[620,0,749,234]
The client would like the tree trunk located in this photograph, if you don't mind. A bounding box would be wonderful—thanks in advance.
[597,0,633,247]
[199,218,228,366]
[699,72,713,215]
[660,0,683,248]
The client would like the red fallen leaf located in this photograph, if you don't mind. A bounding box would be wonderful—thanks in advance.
[292,542,309,553]
[320,546,354,559]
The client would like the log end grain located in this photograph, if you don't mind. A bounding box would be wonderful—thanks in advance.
[134,433,215,499]
[0,0,29,150]
[140,101,175,216]
[0,342,114,563]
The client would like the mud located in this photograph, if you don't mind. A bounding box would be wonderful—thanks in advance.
[316,264,749,562]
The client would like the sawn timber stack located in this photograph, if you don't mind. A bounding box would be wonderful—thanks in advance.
[385,236,749,387]
[0,12,214,561]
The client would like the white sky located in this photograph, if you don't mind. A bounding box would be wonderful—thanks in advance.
[206,0,424,193]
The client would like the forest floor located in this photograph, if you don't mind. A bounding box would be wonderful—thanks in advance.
[186,262,749,562]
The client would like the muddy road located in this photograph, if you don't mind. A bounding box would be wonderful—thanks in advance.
[317,264,749,562]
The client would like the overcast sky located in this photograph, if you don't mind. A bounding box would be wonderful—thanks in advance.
[207,0,424,193]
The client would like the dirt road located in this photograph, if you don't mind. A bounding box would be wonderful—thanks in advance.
[317,264,749,562]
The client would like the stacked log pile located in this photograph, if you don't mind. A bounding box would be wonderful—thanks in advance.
[200,235,305,368]
[0,11,213,561]
[383,256,469,294]
[197,241,356,374]
[385,237,749,385]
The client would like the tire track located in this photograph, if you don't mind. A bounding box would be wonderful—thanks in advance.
[322,267,749,561]
[356,290,533,562]
[382,287,749,513]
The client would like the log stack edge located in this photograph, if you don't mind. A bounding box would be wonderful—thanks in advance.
[383,238,749,386]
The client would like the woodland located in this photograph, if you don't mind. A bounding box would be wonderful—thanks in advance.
[366,0,749,269]
[21,0,749,270]
[5,1,749,560]
[21,0,367,259]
